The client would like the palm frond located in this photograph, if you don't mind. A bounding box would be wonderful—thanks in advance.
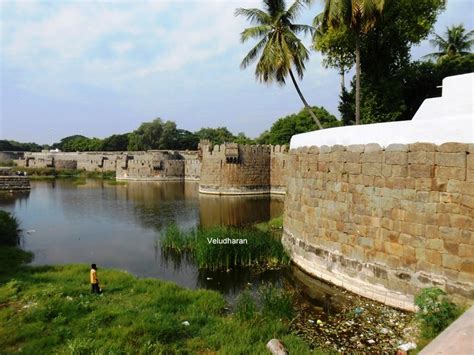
[240,25,272,43]
[286,0,306,21]
[240,37,269,69]
[289,24,315,36]
[235,8,271,25]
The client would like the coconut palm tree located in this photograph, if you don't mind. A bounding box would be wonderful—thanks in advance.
[316,0,385,125]
[423,24,474,62]
[235,0,323,130]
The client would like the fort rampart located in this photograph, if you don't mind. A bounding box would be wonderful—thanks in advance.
[198,143,287,195]
[282,142,474,310]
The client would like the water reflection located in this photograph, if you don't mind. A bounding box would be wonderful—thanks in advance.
[0,179,284,299]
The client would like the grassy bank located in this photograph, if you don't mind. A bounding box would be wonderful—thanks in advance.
[0,247,312,354]
[19,167,115,180]
[161,225,290,270]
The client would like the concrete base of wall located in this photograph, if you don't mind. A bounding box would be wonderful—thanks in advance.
[116,177,192,181]
[0,176,31,190]
[282,229,416,311]
[198,185,271,195]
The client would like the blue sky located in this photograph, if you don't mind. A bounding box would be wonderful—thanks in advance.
[1,0,473,144]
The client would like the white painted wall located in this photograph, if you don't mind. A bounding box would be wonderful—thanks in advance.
[290,73,474,149]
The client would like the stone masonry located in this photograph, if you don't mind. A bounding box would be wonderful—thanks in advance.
[282,142,474,310]
[198,143,288,195]
[116,150,201,181]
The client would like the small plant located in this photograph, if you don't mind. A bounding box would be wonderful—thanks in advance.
[160,225,196,253]
[0,210,20,246]
[259,284,294,320]
[235,291,257,321]
[415,287,462,338]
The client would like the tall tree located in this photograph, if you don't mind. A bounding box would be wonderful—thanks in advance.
[313,20,355,93]
[423,24,474,62]
[316,0,385,125]
[235,0,323,130]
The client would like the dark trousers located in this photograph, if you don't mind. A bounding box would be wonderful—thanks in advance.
[91,283,101,294]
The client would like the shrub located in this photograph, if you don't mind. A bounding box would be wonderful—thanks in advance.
[415,287,462,338]
[0,210,19,246]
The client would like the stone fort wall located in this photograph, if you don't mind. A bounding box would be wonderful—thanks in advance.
[198,143,287,195]
[282,142,474,310]
[16,152,122,172]
[116,151,200,181]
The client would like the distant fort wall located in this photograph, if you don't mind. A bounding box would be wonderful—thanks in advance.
[12,145,287,193]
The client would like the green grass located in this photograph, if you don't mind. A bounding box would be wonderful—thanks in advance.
[0,247,313,354]
[0,210,20,246]
[255,215,283,233]
[160,225,290,270]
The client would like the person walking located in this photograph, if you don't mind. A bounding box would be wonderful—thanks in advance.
[90,263,101,294]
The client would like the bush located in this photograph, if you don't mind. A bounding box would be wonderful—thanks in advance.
[0,210,19,246]
[415,287,462,338]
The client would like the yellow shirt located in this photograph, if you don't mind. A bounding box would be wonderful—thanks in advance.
[90,269,97,284]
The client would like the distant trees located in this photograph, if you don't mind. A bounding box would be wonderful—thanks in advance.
[256,106,340,145]
[127,119,199,151]
[101,134,130,151]
[52,135,102,152]
[0,140,43,152]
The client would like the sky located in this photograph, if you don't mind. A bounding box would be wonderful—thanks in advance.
[0,0,473,145]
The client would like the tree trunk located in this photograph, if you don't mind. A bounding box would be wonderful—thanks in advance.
[355,36,361,125]
[340,68,345,93]
[289,69,323,130]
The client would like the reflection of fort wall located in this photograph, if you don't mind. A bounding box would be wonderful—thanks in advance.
[198,194,283,227]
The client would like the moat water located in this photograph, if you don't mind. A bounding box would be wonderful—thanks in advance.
[0,179,413,352]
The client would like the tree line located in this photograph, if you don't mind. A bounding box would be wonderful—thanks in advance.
[0,106,340,152]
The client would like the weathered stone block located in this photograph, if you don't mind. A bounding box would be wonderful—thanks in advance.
[347,144,365,153]
[425,250,442,266]
[426,239,443,251]
[385,151,408,165]
[459,244,474,258]
[435,166,465,181]
[442,254,461,270]
[438,142,468,153]
[435,152,467,167]
[467,170,474,183]
[385,242,404,256]
[409,142,437,152]
[460,259,474,273]
[408,151,435,165]
[391,165,408,177]
[408,164,434,178]
[364,143,382,153]
[362,163,382,176]
[386,143,409,152]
